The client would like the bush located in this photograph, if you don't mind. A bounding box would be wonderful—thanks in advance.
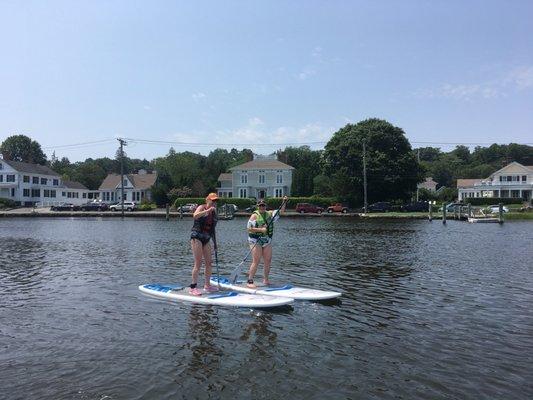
[173,196,339,210]
[464,197,523,206]
[0,198,16,209]
[138,202,157,211]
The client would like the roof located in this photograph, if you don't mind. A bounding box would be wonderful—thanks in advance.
[99,172,158,190]
[488,161,532,178]
[456,179,482,188]
[1,159,59,176]
[229,159,294,171]
[63,180,88,190]
[217,173,232,181]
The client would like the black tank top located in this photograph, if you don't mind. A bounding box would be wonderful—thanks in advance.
[191,206,217,235]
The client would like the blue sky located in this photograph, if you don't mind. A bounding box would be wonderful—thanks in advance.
[1,0,532,161]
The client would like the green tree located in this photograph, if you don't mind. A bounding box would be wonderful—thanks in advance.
[277,146,321,196]
[1,134,47,164]
[322,119,422,205]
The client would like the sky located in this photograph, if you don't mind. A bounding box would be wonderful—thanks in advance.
[0,0,532,162]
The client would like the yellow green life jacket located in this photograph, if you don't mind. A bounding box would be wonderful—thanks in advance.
[248,210,274,239]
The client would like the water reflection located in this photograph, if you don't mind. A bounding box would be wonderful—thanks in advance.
[175,306,222,383]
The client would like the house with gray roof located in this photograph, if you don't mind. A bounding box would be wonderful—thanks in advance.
[98,169,157,203]
[0,157,90,206]
[457,162,533,202]
[217,155,294,199]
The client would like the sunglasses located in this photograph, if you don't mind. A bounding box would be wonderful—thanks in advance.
[258,204,266,207]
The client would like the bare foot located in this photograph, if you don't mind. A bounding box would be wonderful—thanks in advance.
[246,282,257,288]
[263,280,270,286]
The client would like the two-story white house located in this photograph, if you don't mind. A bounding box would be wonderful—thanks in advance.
[98,170,157,203]
[457,162,533,202]
[0,158,90,206]
[217,155,294,199]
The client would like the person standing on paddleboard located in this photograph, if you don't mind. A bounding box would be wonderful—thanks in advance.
[189,192,219,296]
[246,196,288,288]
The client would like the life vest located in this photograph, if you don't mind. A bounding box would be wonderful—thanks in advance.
[248,210,274,239]
[191,205,217,235]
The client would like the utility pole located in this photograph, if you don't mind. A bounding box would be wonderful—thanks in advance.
[363,141,368,214]
[117,138,127,218]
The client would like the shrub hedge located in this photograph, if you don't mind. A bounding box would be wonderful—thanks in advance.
[464,197,524,206]
[173,196,338,210]
[0,198,16,209]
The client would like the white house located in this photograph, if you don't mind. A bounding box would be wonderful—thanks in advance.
[0,158,90,206]
[217,155,294,199]
[98,170,157,203]
[417,177,438,192]
[457,162,533,202]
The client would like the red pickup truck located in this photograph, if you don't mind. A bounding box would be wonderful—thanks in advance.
[327,203,349,213]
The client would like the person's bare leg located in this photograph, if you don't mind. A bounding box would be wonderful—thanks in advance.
[190,239,204,295]
[247,244,262,288]
[262,244,272,285]
[202,243,213,288]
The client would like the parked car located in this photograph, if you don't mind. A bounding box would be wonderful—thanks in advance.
[366,202,392,212]
[109,201,137,211]
[295,203,324,214]
[327,203,349,213]
[226,203,238,212]
[487,205,509,213]
[245,205,257,213]
[51,202,80,211]
[178,203,198,213]
[438,202,464,212]
[80,201,109,211]
[402,201,429,212]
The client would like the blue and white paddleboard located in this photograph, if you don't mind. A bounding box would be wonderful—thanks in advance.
[210,277,342,301]
[139,283,294,308]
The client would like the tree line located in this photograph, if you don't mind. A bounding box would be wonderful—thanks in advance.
[2,119,532,206]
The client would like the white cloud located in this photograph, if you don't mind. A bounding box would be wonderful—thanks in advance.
[143,105,152,110]
[312,46,323,58]
[415,65,533,101]
[506,66,533,90]
[297,68,316,80]
[192,92,206,102]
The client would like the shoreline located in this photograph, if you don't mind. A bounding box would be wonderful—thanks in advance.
[1,208,531,220]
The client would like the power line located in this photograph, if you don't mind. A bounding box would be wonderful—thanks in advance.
[41,139,116,150]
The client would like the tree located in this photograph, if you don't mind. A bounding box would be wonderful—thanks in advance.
[277,146,321,196]
[1,134,47,164]
[322,119,422,205]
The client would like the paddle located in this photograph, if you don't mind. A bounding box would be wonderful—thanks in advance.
[212,209,221,289]
[229,197,288,284]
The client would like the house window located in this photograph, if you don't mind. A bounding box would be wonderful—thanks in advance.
[41,178,47,185]
[276,171,283,184]
[0,175,3,182]
[123,179,128,187]
[275,188,283,197]
[62,192,66,197]
[259,171,265,184]
[522,175,527,182]
[33,177,39,184]
[31,189,40,197]
[23,175,30,183]
[23,189,30,197]
[0,162,2,169]
[7,174,15,182]
[44,189,50,197]
[239,188,247,198]
[67,192,72,198]
[83,193,87,199]
[50,190,56,198]
[53,179,59,186]
[511,190,520,198]
[241,172,248,184]
[11,188,15,197]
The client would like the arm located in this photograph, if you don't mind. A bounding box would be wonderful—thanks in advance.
[193,205,214,219]
[247,214,267,234]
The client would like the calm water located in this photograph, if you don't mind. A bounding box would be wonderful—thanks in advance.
[1,217,532,400]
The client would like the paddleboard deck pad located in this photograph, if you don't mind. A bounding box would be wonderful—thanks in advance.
[139,283,294,308]
[210,277,342,300]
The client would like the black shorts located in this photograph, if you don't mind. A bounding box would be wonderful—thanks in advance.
[190,231,211,246]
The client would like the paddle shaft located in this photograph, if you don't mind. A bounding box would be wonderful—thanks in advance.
[230,198,288,284]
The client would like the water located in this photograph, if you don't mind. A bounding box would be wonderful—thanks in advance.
[1,217,532,399]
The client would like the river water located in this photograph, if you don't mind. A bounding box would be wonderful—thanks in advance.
[1,217,532,399]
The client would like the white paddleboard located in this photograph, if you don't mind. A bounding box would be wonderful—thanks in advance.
[139,283,294,308]
[210,277,342,301]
